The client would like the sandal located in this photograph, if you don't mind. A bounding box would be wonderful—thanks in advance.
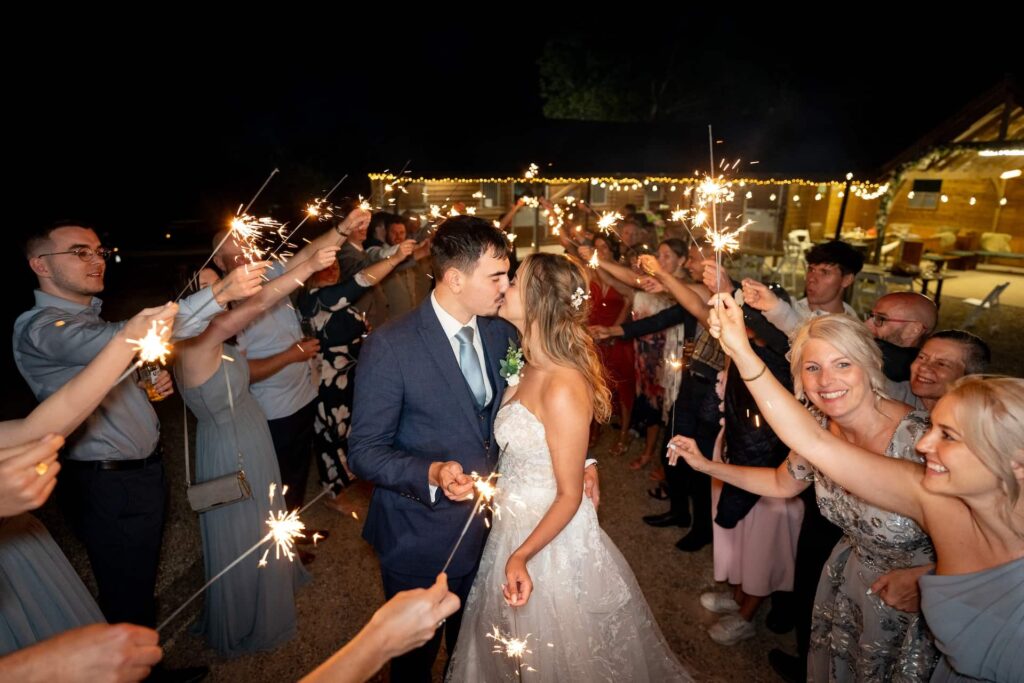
[629,455,652,470]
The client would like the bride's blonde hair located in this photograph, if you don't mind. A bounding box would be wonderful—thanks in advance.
[517,253,611,423]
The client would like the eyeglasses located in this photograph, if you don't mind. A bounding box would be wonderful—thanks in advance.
[38,247,113,262]
[865,312,916,326]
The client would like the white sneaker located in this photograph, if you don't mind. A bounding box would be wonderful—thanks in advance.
[700,591,740,614]
[708,614,756,645]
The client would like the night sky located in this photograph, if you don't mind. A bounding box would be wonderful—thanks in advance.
[10,19,1019,243]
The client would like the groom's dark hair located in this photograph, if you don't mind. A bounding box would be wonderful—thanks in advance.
[431,215,509,280]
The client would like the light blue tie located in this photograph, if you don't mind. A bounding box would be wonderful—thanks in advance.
[455,326,487,409]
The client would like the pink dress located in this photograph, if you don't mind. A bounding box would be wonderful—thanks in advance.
[710,430,804,597]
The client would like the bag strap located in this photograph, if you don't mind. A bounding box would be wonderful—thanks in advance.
[181,348,246,489]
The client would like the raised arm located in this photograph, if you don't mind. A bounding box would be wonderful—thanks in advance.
[638,254,711,327]
[578,245,642,290]
[707,293,927,522]
[0,303,178,445]
[283,208,369,273]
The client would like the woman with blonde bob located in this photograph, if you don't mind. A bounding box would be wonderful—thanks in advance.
[448,253,692,682]
[670,309,939,682]
[691,293,1023,682]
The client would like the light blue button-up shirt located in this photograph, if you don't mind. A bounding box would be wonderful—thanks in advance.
[236,262,317,420]
[13,287,224,461]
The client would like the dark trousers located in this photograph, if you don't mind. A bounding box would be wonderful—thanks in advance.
[381,567,479,683]
[668,374,717,536]
[267,399,317,511]
[793,488,843,666]
[60,459,166,627]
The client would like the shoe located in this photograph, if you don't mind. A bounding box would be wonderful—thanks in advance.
[146,665,209,682]
[675,530,711,552]
[296,529,330,546]
[699,591,740,614]
[648,467,665,482]
[708,614,755,645]
[768,648,803,683]
[642,511,689,528]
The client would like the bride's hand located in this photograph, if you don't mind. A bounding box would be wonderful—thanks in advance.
[502,553,533,607]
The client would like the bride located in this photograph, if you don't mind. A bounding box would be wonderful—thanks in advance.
[447,253,690,682]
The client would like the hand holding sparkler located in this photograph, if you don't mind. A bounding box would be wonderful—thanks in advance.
[336,207,371,237]
[309,246,342,272]
[637,254,662,277]
[740,279,780,312]
[701,259,735,294]
[121,303,179,348]
[369,573,461,655]
[706,293,759,363]
[429,460,475,501]
[503,552,533,607]
[210,261,271,306]
[299,574,460,683]
[665,435,710,471]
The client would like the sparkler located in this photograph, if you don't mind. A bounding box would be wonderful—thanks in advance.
[175,168,279,301]
[439,471,501,575]
[115,321,173,385]
[587,250,600,269]
[156,482,336,634]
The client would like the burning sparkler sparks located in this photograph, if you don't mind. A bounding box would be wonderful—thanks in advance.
[596,211,623,232]
[587,250,600,269]
[488,625,532,660]
[126,321,172,365]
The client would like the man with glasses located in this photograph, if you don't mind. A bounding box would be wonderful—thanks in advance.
[14,221,259,640]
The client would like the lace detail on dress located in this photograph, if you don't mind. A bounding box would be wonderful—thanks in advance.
[447,402,691,682]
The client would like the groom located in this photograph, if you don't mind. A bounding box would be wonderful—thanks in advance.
[349,216,597,681]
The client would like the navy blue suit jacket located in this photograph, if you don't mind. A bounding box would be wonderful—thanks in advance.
[348,297,518,578]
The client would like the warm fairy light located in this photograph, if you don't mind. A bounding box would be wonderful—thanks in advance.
[978,148,1024,157]
[126,321,172,365]
[1000,169,1022,180]
[524,162,540,179]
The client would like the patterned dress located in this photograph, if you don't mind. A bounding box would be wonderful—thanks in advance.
[789,411,938,682]
[297,277,370,496]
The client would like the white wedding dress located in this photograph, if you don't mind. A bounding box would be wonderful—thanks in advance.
[447,401,692,682]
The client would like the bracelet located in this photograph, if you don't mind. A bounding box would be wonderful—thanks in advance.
[740,364,768,382]
[335,225,351,236]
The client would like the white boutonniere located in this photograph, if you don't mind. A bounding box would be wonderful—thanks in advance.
[499,340,525,386]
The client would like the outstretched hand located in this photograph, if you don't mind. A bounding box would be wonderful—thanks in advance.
[665,435,709,472]
[740,278,780,312]
[706,293,753,359]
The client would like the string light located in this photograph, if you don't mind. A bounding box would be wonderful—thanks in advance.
[368,173,884,191]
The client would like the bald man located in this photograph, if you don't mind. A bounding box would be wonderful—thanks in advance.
[865,292,937,348]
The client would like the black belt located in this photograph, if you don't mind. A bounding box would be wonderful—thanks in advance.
[67,448,163,472]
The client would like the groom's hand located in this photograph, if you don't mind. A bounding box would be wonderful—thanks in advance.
[429,461,475,501]
[583,463,600,510]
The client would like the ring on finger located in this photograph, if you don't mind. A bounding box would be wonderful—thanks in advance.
[35,462,49,476]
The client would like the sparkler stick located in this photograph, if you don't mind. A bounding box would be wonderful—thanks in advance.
[175,168,280,300]
[439,471,500,575]
[268,174,348,260]
[156,484,334,634]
